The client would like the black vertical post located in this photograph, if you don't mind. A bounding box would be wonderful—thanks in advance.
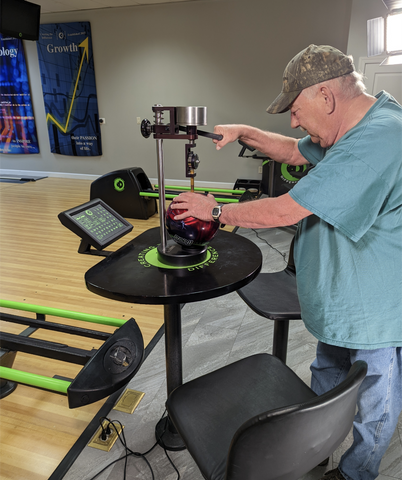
[164,303,183,396]
[272,319,289,364]
[155,303,186,451]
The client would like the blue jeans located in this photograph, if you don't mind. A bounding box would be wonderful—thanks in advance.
[310,342,402,480]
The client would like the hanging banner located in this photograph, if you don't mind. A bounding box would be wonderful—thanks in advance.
[0,34,40,154]
[36,22,102,156]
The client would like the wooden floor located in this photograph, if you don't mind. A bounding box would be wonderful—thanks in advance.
[0,177,167,480]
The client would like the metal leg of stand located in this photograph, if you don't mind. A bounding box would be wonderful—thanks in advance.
[0,350,18,398]
[0,378,17,399]
[155,303,186,451]
[272,320,289,364]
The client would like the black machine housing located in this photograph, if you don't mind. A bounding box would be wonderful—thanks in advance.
[90,167,157,220]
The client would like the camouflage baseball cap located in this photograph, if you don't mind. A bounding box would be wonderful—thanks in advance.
[267,44,355,114]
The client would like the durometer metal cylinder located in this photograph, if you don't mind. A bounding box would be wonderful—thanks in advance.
[175,106,207,126]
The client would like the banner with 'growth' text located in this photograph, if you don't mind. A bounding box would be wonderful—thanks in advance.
[36,22,102,156]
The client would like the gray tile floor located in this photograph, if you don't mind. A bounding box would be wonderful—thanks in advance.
[64,227,402,480]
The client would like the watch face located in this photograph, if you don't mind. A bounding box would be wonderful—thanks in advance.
[212,205,222,220]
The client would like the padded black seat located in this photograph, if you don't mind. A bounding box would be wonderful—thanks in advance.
[166,354,367,480]
[237,236,300,363]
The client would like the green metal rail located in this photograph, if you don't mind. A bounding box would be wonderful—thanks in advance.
[140,192,240,203]
[0,366,70,394]
[0,299,126,328]
[154,185,244,194]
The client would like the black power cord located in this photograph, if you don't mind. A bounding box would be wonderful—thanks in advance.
[99,416,112,441]
[154,415,181,479]
[88,411,180,480]
[251,228,288,263]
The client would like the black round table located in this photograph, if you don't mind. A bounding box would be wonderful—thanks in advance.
[85,227,262,449]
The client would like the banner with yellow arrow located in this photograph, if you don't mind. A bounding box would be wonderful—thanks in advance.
[37,22,102,156]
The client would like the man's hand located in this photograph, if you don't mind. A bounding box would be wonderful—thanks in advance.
[213,125,243,150]
[170,192,217,221]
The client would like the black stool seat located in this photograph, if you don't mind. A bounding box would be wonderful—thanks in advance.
[238,268,300,320]
[166,353,367,480]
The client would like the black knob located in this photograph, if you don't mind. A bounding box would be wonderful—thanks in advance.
[140,119,152,138]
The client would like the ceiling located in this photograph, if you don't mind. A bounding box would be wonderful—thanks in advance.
[35,0,200,14]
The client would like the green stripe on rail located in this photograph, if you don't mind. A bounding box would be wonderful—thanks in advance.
[0,366,70,394]
[0,299,126,328]
[140,192,239,203]
[155,185,244,195]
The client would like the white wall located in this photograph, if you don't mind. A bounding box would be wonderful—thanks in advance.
[1,0,353,185]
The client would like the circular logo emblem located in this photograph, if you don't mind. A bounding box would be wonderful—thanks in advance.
[114,178,125,192]
[137,245,219,271]
[280,163,307,182]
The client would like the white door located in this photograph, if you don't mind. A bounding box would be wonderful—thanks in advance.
[359,56,402,102]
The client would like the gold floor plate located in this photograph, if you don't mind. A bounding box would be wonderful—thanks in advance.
[113,389,145,414]
[88,420,124,452]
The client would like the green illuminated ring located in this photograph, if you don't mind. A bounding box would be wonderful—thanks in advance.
[114,178,125,192]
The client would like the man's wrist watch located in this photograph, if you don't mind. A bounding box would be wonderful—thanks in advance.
[212,204,224,222]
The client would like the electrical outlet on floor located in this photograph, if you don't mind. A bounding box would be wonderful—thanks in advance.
[88,419,124,452]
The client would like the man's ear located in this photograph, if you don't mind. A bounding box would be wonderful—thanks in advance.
[320,85,335,114]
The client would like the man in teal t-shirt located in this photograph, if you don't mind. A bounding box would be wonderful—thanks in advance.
[291,90,402,350]
[172,45,402,480]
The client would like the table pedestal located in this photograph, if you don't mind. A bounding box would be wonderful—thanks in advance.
[156,304,185,450]
[156,415,185,451]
